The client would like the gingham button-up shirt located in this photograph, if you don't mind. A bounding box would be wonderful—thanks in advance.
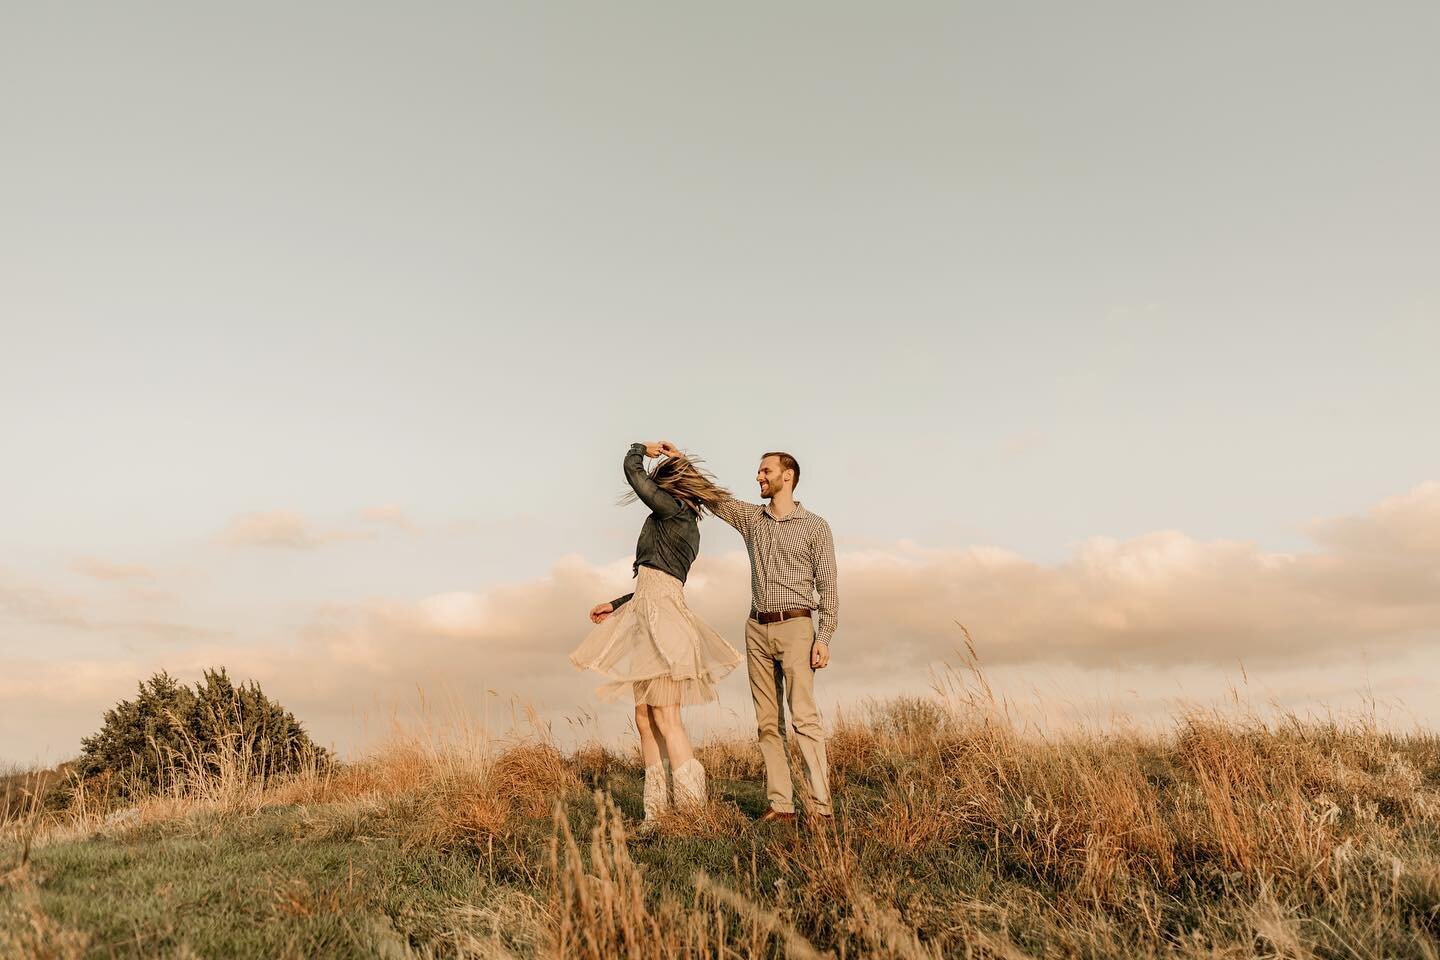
[711,497,838,645]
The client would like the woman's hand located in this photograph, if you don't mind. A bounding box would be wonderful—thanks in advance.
[589,602,614,624]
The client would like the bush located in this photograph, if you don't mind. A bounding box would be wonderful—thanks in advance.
[77,668,329,799]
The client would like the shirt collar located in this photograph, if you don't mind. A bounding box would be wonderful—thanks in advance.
[764,500,807,521]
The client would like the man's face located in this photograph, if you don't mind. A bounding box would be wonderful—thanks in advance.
[756,456,790,500]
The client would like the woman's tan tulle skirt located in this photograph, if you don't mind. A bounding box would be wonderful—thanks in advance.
[570,567,742,706]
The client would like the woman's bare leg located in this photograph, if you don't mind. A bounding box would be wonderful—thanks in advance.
[635,705,665,768]
[650,705,694,766]
[636,704,672,822]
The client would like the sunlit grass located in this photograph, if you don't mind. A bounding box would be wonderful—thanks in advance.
[3,647,1438,958]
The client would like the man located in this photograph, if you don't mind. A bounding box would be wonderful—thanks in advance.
[660,443,836,824]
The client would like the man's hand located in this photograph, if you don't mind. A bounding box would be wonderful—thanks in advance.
[643,442,664,458]
[589,602,614,624]
[658,440,680,457]
[811,640,830,669]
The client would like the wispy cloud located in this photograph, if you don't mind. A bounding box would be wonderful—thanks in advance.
[358,505,415,530]
[0,575,89,629]
[70,557,154,581]
[219,511,371,550]
[219,507,419,549]
[1,571,221,646]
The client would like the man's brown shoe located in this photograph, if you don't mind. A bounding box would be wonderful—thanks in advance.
[756,809,796,825]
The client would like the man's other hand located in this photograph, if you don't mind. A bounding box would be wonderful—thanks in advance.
[811,640,830,669]
[590,602,614,624]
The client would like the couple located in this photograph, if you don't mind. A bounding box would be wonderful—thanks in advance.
[570,441,837,831]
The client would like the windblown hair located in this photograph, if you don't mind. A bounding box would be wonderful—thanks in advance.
[621,453,732,518]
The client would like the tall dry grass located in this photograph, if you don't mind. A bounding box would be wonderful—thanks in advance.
[4,648,1439,958]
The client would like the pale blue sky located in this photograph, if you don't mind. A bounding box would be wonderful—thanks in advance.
[2,3,1438,763]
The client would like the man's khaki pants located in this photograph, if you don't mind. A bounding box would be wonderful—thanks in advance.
[746,615,832,815]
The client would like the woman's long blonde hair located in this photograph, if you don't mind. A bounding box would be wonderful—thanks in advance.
[621,452,731,518]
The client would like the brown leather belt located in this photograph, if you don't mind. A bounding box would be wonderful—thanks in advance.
[751,608,812,625]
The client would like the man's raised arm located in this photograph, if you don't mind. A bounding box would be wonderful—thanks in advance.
[709,491,762,534]
[658,440,759,534]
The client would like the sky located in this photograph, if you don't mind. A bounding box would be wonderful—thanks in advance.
[2,2,1438,766]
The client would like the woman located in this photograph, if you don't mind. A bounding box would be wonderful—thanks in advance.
[570,441,741,829]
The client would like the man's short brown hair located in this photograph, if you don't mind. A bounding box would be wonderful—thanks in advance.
[762,451,800,490]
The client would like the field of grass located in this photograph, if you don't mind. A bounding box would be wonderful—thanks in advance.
[4,666,1440,959]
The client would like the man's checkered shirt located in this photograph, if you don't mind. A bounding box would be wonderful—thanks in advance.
[711,497,838,645]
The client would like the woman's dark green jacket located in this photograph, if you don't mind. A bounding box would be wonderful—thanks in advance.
[610,442,700,609]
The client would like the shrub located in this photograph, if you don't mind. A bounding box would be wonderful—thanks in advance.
[77,668,329,799]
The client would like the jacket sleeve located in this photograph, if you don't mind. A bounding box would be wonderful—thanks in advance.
[610,592,634,610]
[624,443,684,518]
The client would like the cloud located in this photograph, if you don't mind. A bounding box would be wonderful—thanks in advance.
[70,558,154,581]
[358,505,415,529]
[837,498,1440,674]
[231,481,1440,731]
[286,554,644,705]
[1,570,222,650]
[1309,481,1440,558]
[0,573,90,629]
[5,484,1440,764]
[220,507,420,549]
[0,555,643,763]
[219,511,372,549]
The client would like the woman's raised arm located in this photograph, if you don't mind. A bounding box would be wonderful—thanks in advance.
[623,442,684,518]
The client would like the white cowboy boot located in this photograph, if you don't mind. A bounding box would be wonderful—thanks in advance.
[671,758,707,808]
[639,763,670,833]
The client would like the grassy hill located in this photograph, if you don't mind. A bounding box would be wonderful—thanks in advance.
[3,683,1439,958]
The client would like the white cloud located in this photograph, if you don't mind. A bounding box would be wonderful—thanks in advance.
[1309,481,1440,557]
[4,484,1439,765]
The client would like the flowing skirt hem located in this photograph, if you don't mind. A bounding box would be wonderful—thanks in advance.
[570,568,741,707]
